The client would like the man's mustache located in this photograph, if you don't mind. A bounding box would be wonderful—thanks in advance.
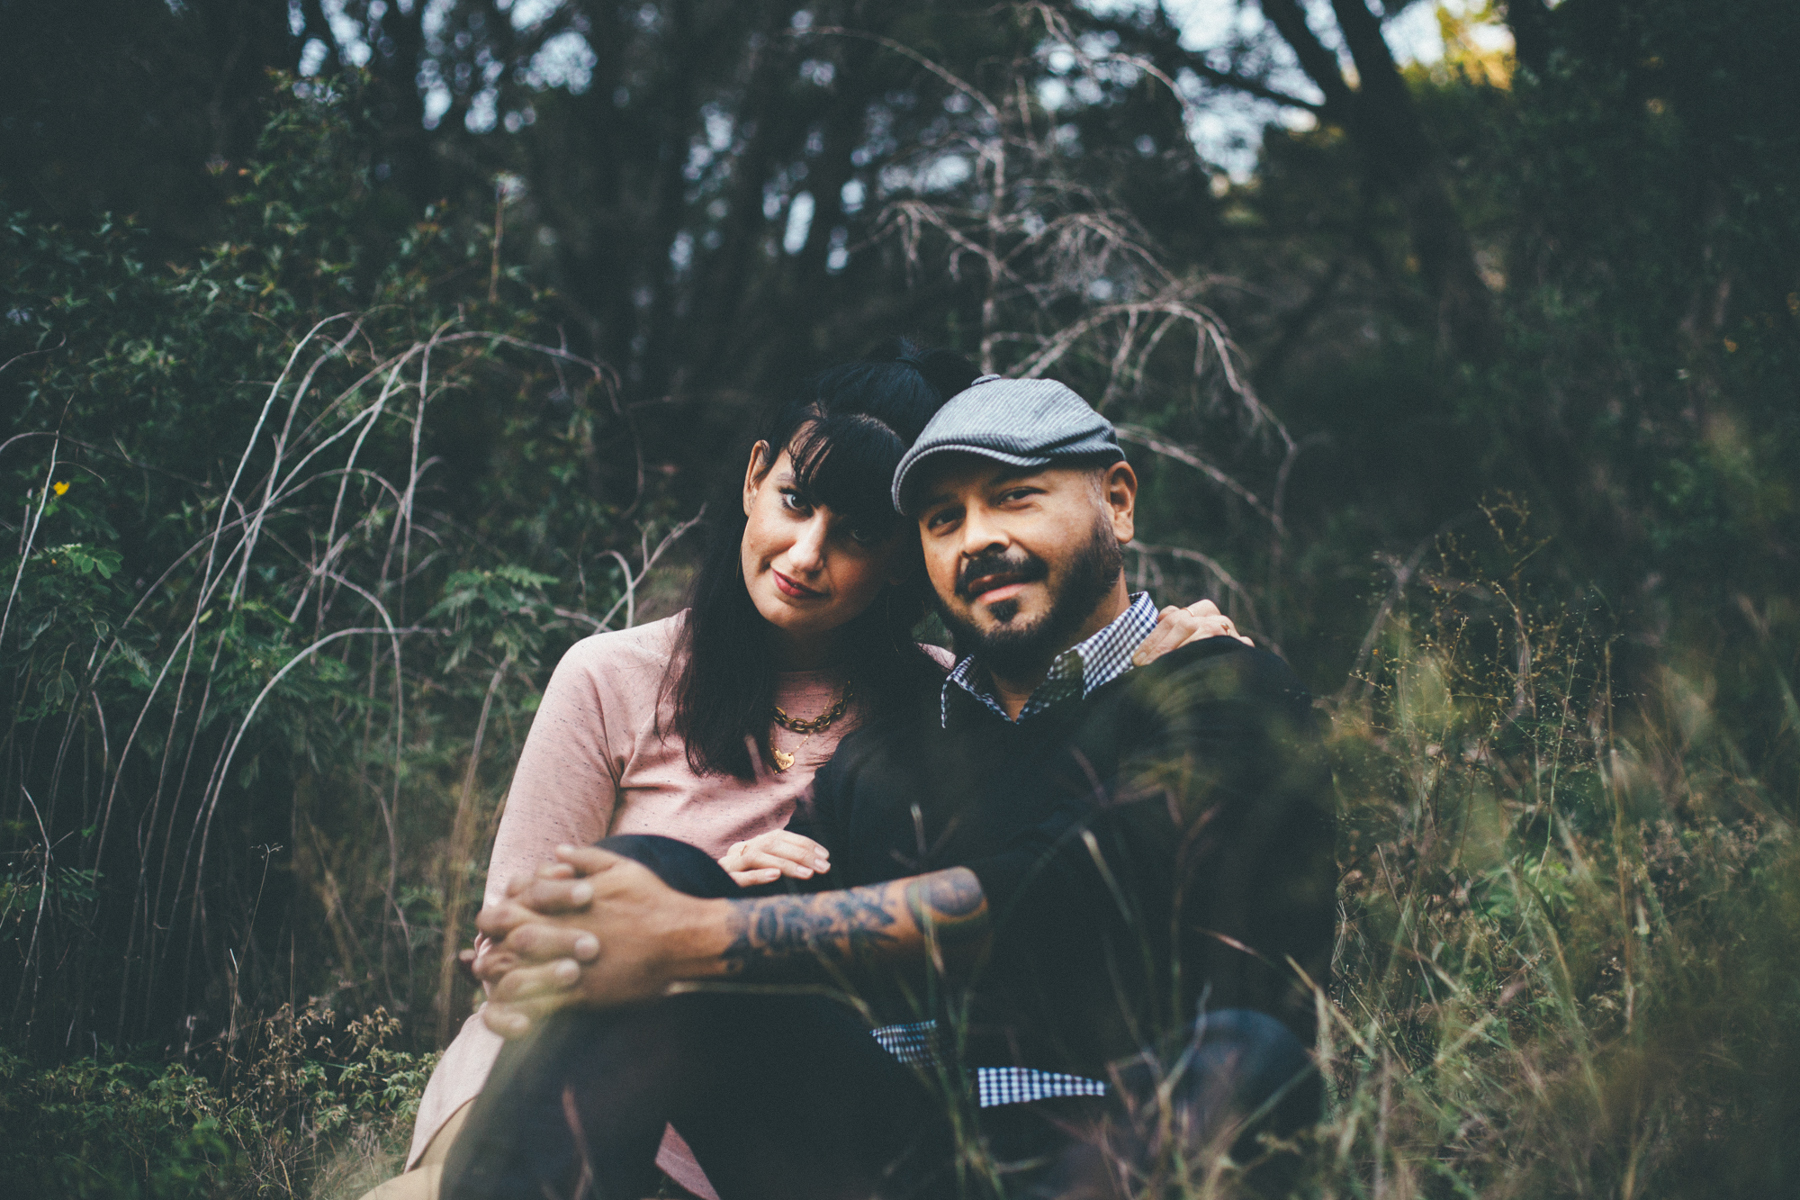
[955,550,1048,600]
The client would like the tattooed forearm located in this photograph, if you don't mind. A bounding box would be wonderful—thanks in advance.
[904,868,991,966]
[723,885,900,974]
[719,868,989,981]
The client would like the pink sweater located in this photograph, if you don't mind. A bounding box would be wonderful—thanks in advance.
[407,613,947,1197]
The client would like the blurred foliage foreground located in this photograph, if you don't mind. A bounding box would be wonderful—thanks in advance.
[3,73,1798,1200]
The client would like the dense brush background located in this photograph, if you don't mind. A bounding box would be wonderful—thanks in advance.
[1,0,1796,1195]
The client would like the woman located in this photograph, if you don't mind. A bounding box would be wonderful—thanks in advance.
[384,342,1239,1200]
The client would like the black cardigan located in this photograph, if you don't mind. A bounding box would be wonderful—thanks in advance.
[796,636,1337,1076]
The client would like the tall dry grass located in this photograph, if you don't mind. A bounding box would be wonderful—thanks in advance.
[1278,511,1798,1199]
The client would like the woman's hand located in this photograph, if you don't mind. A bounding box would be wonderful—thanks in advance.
[1132,598,1252,667]
[719,830,832,887]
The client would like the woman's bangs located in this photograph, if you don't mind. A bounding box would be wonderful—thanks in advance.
[787,415,907,536]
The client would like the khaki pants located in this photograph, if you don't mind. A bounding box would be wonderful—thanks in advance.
[358,1100,470,1200]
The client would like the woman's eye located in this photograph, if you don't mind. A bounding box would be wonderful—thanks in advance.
[779,489,809,513]
[847,527,878,546]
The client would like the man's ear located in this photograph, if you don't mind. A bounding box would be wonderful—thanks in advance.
[742,440,771,517]
[1103,460,1137,544]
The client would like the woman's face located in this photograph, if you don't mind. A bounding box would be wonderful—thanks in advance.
[740,438,909,654]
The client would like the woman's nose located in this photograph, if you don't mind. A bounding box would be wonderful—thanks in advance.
[787,515,829,571]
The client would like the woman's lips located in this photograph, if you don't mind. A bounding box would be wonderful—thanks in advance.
[773,570,824,599]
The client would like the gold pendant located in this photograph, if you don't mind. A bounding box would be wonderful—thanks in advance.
[772,748,796,772]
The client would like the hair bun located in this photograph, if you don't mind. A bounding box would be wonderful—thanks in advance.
[860,337,978,401]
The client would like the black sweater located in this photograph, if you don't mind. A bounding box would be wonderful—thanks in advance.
[796,636,1336,1076]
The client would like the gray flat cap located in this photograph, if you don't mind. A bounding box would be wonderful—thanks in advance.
[892,375,1125,513]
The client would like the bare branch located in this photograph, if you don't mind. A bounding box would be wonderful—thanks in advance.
[1116,424,1284,533]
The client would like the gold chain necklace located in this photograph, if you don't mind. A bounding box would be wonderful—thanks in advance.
[770,681,852,771]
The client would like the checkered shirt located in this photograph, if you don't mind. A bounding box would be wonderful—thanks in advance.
[871,1020,1109,1107]
[941,592,1160,727]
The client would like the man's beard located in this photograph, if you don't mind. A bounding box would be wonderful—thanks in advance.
[937,516,1124,681]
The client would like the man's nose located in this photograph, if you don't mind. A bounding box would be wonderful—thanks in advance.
[957,503,1007,557]
[787,514,829,572]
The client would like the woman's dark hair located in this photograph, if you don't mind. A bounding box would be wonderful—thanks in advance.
[668,338,980,778]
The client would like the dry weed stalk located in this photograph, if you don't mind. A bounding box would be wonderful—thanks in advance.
[1,316,697,1063]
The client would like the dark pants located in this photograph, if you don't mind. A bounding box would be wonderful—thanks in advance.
[442,836,953,1200]
[443,836,1316,1200]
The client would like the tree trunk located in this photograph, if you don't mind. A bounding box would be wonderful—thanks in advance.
[1260,0,1499,360]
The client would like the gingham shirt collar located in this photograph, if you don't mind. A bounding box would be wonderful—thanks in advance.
[942,592,1159,727]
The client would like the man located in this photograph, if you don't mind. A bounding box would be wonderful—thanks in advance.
[450,378,1336,1199]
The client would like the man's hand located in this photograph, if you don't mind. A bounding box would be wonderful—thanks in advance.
[1133,599,1252,667]
[477,846,990,1039]
[467,861,599,988]
[719,830,832,887]
[476,845,729,1037]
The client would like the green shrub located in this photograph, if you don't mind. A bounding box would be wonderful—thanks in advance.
[0,1004,436,1199]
